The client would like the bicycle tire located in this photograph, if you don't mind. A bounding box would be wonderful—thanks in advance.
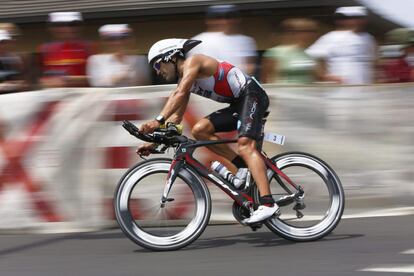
[114,158,211,251]
[253,152,345,242]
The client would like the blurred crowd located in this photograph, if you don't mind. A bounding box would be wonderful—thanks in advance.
[1,5,414,94]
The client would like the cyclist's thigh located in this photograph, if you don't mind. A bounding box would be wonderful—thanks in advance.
[237,82,269,140]
[205,105,238,133]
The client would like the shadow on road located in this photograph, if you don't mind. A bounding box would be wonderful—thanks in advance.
[133,231,364,253]
[0,229,363,256]
[0,230,125,257]
[190,232,364,251]
[0,235,71,257]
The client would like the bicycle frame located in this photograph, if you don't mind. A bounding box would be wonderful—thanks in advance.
[161,137,301,209]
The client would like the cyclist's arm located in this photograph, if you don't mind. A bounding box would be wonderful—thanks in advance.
[159,57,200,121]
[167,92,190,124]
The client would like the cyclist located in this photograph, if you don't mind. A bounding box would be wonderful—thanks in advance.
[137,39,279,224]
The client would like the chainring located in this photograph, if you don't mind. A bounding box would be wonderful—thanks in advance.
[232,202,251,223]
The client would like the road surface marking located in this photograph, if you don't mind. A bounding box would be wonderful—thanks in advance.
[343,207,414,219]
[360,265,414,273]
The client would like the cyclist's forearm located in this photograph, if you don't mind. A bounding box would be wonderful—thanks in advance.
[167,92,190,123]
[161,59,198,121]
[160,89,189,121]
[167,109,184,124]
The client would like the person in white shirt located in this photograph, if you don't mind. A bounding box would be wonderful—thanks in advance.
[87,24,150,87]
[306,6,377,85]
[188,5,257,76]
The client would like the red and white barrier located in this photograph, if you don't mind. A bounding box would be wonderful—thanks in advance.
[0,84,413,232]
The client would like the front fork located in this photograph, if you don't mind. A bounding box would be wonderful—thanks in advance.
[160,159,184,208]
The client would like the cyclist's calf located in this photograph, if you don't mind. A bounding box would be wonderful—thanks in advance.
[237,137,257,159]
[238,137,272,196]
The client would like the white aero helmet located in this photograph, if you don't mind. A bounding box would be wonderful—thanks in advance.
[147,38,201,64]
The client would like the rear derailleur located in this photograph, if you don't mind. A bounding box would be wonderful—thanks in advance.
[276,186,306,218]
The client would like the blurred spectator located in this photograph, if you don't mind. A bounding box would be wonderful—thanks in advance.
[378,28,414,83]
[407,46,414,81]
[188,4,257,75]
[0,23,33,90]
[38,12,94,88]
[87,24,150,87]
[306,6,377,85]
[0,29,28,93]
[261,18,319,84]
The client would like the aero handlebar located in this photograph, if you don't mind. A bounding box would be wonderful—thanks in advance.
[122,120,186,147]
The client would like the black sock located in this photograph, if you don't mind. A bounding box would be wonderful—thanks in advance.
[232,155,247,169]
[259,195,275,207]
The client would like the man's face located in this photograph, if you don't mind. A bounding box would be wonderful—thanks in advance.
[206,18,227,31]
[104,36,130,51]
[154,61,176,82]
[50,25,80,41]
[336,17,367,32]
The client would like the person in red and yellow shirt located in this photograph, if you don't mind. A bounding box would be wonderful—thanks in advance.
[38,12,94,88]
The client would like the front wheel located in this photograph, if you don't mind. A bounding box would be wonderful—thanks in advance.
[253,152,345,241]
[114,158,211,251]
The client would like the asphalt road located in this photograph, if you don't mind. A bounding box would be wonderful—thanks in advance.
[0,215,413,276]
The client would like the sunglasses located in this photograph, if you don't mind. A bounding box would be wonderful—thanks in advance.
[153,58,162,72]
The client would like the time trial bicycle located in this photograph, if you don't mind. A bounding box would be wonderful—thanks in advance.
[114,119,344,251]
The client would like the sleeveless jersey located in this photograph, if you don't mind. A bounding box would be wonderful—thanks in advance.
[190,61,248,103]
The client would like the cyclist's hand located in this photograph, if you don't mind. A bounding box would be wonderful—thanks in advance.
[140,120,160,134]
[136,142,157,156]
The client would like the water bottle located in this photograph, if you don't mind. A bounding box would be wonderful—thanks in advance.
[211,161,244,188]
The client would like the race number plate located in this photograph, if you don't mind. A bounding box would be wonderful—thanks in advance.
[263,132,285,145]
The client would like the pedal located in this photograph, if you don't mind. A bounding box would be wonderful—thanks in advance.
[273,208,281,218]
[249,222,263,232]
